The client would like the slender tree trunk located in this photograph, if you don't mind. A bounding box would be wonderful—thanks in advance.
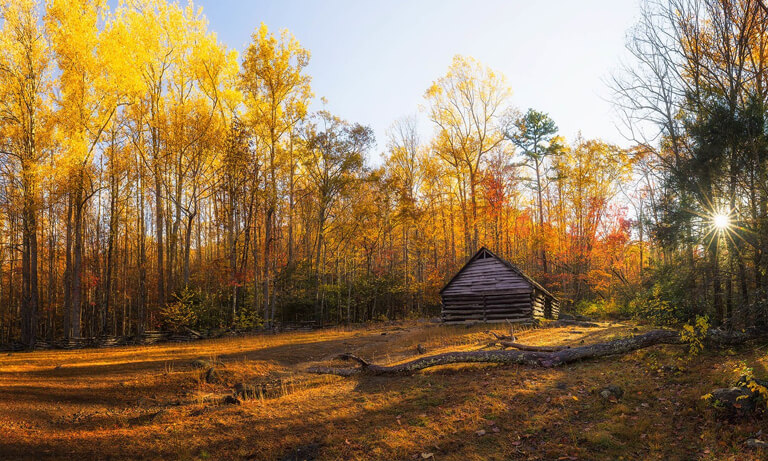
[138,165,147,334]
[264,206,272,326]
[105,162,118,336]
[64,194,73,337]
[535,159,547,274]
[71,181,84,339]
[469,169,478,254]
[154,169,165,309]
[712,241,724,326]
[21,163,39,347]
[183,209,195,288]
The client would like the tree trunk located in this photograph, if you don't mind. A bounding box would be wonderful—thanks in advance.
[21,164,39,347]
[308,329,765,376]
[264,206,273,327]
[535,158,547,274]
[105,161,118,336]
[183,210,195,288]
[154,170,165,309]
[71,182,84,338]
[64,194,73,337]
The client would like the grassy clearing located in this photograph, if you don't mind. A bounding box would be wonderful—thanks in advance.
[0,321,766,460]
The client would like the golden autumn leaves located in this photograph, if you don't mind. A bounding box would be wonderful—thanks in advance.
[0,0,641,344]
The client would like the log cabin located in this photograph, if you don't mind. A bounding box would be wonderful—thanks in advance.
[440,247,560,324]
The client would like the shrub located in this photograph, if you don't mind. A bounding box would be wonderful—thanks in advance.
[233,301,262,330]
[627,265,699,325]
[574,298,630,320]
[680,315,709,355]
[160,289,198,332]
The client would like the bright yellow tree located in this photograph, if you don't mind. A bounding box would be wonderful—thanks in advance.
[240,23,312,326]
[46,0,126,338]
[425,55,510,256]
[0,0,53,346]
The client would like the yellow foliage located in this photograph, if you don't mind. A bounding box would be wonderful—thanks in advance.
[680,315,709,355]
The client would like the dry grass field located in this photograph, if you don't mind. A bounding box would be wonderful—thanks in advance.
[1,321,767,460]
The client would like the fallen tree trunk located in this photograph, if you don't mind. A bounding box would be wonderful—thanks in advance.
[549,319,601,328]
[486,331,570,351]
[495,341,570,352]
[307,328,767,376]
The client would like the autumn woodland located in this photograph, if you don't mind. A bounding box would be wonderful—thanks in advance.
[0,0,766,349]
[5,0,768,459]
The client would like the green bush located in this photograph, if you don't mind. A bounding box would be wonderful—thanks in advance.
[159,289,198,332]
[233,300,262,330]
[574,298,631,320]
[626,264,700,325]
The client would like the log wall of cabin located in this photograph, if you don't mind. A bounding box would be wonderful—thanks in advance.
[441,256,534,324]
[532,290,546,318]
[550,300,560,319]
[440,255,560,323]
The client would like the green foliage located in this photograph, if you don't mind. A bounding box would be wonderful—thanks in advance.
[735,362,768,410]
[574,298,630,320]
[680,315,709,355]
[233,301,262,330]
[703,361,768,411]
[159,289,198,332]
[160,287,239,331]
[628,265,699,325]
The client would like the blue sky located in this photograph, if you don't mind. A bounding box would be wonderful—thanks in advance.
[196,0,641,160]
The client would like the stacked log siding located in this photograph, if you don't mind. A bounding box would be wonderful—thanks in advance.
[440,247,560,324]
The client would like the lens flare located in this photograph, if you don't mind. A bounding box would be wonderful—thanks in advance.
[713,213,730,230]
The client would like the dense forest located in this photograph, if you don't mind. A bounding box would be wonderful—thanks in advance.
[1,0,767,346]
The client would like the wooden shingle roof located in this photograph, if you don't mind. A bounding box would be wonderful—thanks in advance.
[439,247,558,300]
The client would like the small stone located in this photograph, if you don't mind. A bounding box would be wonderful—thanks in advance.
[191,358,212,369]
[599,384,623,400]
[659,365,681,374]
[746,439,768,449]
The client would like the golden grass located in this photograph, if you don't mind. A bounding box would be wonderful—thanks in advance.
[0,321,766,460]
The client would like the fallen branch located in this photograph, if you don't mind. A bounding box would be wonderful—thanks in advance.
[496,341,570,352]
[488,331,515,341]
[549,320,601,328]
[485,332,569,351]
[307,328,767,376]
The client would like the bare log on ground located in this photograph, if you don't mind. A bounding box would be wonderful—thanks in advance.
[485,332,569,351]
[549,319,601,328]
[495,341,570,352]
[307,329,767,376]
